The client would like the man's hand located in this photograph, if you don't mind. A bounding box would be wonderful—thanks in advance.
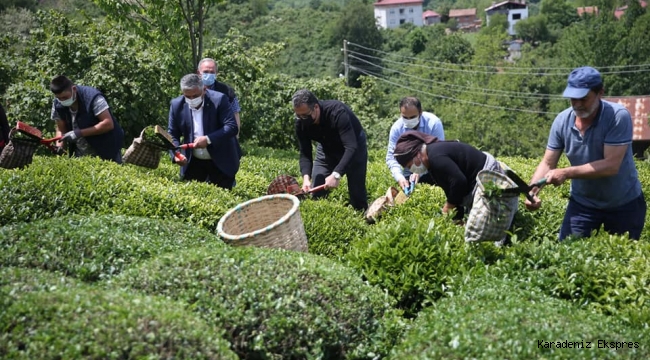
[544,169,568,186]
[525,194,542,211]
[174,152,188,166]
[398,177,410,190]
[324,174,341,189]
[302,175,311,193]
[409,173,420,184]
[61,129,81,143]
[193,135,209,148]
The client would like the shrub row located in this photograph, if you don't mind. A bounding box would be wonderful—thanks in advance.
[0,267,236,359]
[390,276,650,359]
[488,233,650,326]
[0,214,224,282]
[112,245,406,359]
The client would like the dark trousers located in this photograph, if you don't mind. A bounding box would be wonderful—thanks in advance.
[184,158,234,190]
[559,194,646,240]
[310,137,368,211]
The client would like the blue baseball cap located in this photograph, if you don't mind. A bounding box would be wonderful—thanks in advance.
[563,66,602,98]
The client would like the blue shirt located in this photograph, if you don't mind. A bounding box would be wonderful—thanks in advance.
[386,111,445,181]
[547,100,641,209]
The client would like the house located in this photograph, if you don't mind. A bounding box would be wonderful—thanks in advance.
[485,1,528,36]
[604,96,650,158]
[448,8,478,29]
[422,10,441,25]
[374,0,424,29]
[614,0,647,19]
[577,6,599,17]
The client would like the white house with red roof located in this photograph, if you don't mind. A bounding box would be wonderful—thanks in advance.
[374,0,424,29]
[423,10,441,25]
[485,0,528,36]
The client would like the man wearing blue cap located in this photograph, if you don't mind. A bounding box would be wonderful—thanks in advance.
[525,66,646,240]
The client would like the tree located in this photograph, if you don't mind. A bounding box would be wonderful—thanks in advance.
[407,27,428,55]
[623,0,647,29]
[540,0,579,29]
[515,15,551,44]
[93,0,224,74]
[327,1,383,87]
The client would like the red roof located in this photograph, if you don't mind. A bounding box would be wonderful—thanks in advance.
[577,6,599,16]
[449,8,477,17]
[373,0,423,7]
[423,10,441,18]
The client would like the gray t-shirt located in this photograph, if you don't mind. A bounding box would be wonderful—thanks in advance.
[547,100,641,209]
[51,95,109,156]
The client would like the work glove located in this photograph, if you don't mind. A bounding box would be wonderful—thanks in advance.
[62,129,82,143]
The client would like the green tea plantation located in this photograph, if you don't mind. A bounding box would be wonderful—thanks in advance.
[1,147,649,359]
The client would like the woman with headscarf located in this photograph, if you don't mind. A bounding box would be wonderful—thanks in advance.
[393,131,504,222]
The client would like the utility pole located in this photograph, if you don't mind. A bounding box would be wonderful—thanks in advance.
[342,39,349,86]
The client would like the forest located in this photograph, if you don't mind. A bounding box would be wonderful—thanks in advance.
[1,0,649,157]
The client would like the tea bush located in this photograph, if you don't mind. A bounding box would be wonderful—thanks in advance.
[390,276,650,359]
[0,156,242,230]
[489,233,650,326]
[0,267,236,359]
[347,217,503,316]
[0,214,224,282]
[113,245,406,359]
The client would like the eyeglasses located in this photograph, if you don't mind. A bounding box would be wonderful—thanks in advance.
[295,108,314,121]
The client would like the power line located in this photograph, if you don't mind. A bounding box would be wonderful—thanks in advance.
[346,41,650,73]
[349,65,561,115]
[348,54,566,100]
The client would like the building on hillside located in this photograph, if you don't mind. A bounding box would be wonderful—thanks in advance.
[485,0,528,36]
[604,96,650,158]
[576,6,599,17]
[374,0,424,29]
[423,10,441,25]
[449,8,480,31]
[614,0,647,19]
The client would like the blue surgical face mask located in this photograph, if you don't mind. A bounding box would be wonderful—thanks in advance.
[59,91,76,107]
[201,73,216,86]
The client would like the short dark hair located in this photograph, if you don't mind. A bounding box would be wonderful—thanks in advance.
[50,75,73,94]
[292,89,319,109]
[399,96,422,112]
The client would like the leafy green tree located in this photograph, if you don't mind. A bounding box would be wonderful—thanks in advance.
[93,0,223,74]
[623,0,647,29]
[515,15,551,44]
[540,0,580,29]
[407,27,428,55]
[3,10,176,143]
[326,0,382,87]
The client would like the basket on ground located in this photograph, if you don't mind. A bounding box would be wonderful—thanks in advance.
[217,194,308,252]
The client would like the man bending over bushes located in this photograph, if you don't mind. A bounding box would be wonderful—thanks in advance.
[292,89,368,211]
[168,73,240,190]
[50,75,124,163]
[526,66,647,240]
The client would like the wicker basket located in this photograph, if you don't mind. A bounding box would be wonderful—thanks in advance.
[0,129,40,169]
[217,194,308,252]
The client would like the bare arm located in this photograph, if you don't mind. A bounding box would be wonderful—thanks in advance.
[544,145,627,186]
[530,149,562,195]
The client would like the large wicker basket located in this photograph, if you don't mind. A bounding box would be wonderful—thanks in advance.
[217,194,308,252]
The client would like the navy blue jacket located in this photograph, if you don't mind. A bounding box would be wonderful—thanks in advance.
[167,89,240,178]
[53,86,124,163]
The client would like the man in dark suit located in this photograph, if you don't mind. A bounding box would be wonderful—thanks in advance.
[168,73,240,189]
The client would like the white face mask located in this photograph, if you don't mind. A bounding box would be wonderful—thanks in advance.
[401,116,419,129]
[59,91,76,107]
[409,156,427,174]
[185,96,203,109]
